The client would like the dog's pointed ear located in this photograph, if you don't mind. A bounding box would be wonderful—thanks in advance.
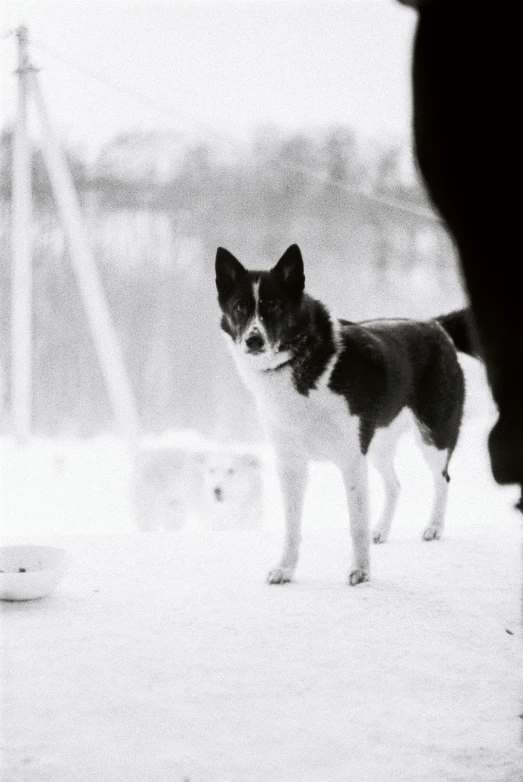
[215,248,246,297]
[272,244,305,297]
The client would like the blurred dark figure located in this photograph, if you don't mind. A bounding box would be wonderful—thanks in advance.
[398,0,522,508]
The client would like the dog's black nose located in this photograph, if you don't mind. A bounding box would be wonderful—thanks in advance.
[214,487,223,502]
[245,332,265,352]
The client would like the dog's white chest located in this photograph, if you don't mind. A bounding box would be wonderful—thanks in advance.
[242,363,356,461]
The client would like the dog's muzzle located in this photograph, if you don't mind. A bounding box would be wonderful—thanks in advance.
[245,329,265,354]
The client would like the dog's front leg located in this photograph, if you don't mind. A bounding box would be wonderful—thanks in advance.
[341,450,371,585]
[267,451,308,584]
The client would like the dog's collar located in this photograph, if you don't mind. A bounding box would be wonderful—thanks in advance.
[261,356,293,374]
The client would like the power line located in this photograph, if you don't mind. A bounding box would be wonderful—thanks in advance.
[271,161,441,223]
[30,38,236,148]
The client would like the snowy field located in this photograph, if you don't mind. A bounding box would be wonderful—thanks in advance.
[1,357,522,781]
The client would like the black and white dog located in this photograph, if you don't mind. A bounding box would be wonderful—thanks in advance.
[215,244,470,585]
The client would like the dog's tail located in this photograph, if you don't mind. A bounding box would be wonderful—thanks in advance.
[435,308,479,357]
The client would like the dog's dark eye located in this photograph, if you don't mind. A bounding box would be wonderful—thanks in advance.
[234,301,248,316]
[227,467,235,475]
[261,300,281,314]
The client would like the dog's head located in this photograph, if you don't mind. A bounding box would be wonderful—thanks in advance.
[215,244,305,371]
[200,451,261,505]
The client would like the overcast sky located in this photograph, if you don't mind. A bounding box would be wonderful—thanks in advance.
[1,1,416,158]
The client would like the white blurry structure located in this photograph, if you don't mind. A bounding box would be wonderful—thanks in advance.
[9,26,138,444]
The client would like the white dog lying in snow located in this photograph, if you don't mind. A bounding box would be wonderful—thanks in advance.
[131,444,263,532]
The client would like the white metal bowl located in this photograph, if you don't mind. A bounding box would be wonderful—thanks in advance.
[0,545,71,601]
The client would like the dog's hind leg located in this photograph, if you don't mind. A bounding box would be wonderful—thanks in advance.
[419,442,451,541]
[369,411,408,544]
[371,454,400,544]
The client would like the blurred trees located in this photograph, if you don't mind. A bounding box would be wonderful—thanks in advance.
[0,125,462,441]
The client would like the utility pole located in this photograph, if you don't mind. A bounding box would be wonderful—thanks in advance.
[31,73,140,442]
[11,25,33,444]
[9,25,139,443]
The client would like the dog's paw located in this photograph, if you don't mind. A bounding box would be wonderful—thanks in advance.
[348,568,369,586]
[372,528,388,544]
[422,524,442,541]
[267,567,293,585]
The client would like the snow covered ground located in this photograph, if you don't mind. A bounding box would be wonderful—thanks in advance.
[1,357,522,781]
